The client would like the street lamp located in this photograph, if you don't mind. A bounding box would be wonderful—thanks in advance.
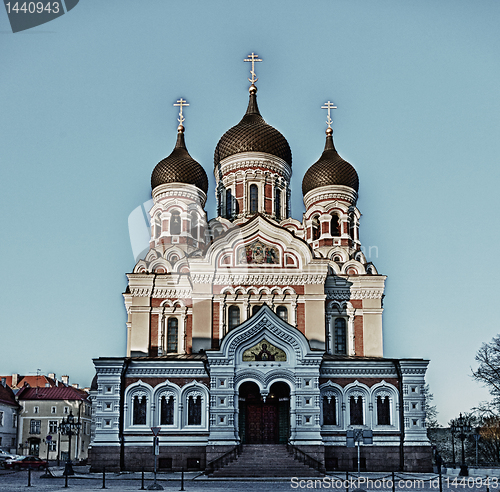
[450,425,457,467]
[59,410,81,476]
[451,413,472,477]
[473,430,481,466]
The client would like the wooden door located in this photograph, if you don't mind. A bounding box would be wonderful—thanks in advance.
[262,404,278,443]
[246,404,263,444]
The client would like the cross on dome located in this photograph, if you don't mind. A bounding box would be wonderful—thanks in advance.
[321,100,337,129]
[244,52,262,86]
[174,98,189,130]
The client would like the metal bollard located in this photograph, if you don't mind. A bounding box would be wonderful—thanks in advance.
[487,476,490,492]
[180,467,185,491]
[345,470,349,492]
[64,468,68,488]
[27,466,32,487]
[141,466,145,490]
[392,471,396,492]
[102,466,106,489]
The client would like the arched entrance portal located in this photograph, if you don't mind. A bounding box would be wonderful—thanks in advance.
[238,381,290,444]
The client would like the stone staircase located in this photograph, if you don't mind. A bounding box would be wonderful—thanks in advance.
[210,444,323,478]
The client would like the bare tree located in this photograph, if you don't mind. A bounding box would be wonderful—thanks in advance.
[473,335,500,406]
[423,384,440,428]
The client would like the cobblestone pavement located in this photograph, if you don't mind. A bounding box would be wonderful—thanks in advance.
[1,468,499,492]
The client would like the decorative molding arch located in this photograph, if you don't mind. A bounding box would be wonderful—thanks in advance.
[152,381,181,428]
[180,381,209,429]
[370,380,399,430]
[341,260,366,275]
[319,381,343,428]
[124,380,153,429]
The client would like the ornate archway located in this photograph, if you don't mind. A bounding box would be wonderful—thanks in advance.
[238,381,290,444]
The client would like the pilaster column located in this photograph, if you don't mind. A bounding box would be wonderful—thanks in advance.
[325,314,332,353]
[346,302,356,356]
[293,296,298,328]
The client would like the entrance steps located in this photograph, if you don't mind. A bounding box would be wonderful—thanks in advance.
[210,444,323,478]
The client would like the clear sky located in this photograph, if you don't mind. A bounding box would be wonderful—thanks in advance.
[1,0,499,425]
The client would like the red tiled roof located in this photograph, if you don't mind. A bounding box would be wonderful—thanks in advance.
[0,384,18,407]
[0,375,58,389]
[17,386,88,402]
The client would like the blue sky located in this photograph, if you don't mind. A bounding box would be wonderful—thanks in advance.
[1,1,499,425]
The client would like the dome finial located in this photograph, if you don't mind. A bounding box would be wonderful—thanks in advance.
[244,52,262,92]
[174,98,189,133]
[321,100,337,135]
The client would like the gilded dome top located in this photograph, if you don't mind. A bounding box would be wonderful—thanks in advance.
[302,130,359,195]
[214,88,292,168]
[151,129,208,193]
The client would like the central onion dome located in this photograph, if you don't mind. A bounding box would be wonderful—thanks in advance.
[302,128,359,195]
[214,86,292,168]
[151,126,208,193]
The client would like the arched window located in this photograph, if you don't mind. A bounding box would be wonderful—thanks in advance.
[349,395,363,425]
[250,184,258,213]
[251,305,261,316]
[275,188,281,219]
[349,212,355,240]
[312,216,320,241]
[155,214,162,239]
[322,394,336,425]
[228,306,240,330]
[133,395,147,425]
[276,306,288,322]
[376,395,390,425]
[190,212,198,240]
[188,394,202,425]
[334,318,347,354]
[331,214,340,237]
[170,210,181,235]
[167,318,178,353]
[160,394,174,425]
[226,189,233,218]
[217,191,222,217]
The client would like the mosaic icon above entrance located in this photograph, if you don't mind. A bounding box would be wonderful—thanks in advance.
[237,239,280,265]
[242,339,286,361]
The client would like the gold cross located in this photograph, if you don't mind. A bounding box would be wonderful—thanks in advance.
[321,101,337,128]
[244,52,262,85]
[174,98,189,126]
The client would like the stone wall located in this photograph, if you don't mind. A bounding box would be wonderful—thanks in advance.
[325,445,432,472]
[89,445,206,472]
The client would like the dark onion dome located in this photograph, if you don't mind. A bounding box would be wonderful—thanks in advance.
[214,86,292,168]
[302,128,359,195]
[151,127,208,193]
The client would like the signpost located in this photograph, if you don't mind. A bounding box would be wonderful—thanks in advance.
[347,428,373,473]
[148,427,163,491]
[40,435,53,478]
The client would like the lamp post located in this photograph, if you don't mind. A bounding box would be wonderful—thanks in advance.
[59,410,81,476]
[473,431,481,466]
[451,413,472,477]
[451,426,457,467]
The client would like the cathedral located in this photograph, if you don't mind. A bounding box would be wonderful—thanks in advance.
[90,54,431,473]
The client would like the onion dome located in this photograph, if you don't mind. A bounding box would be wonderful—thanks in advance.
[151,126,208,193]
[214,86,292,167]
[302,128,359,195]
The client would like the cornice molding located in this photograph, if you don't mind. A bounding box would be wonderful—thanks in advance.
[216,153,292,183]
[129,288,193,298]
[326,289,384,300]
[191,273,327,285]
[152,183,207,207]
[304,185,358,210]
